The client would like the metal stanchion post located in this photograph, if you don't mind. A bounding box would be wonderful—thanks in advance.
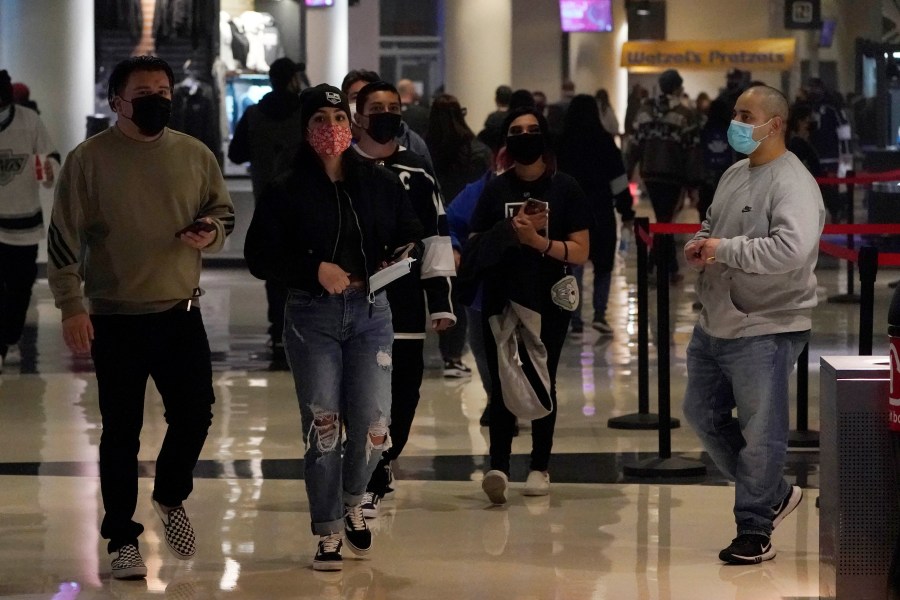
[829,175,861,303]
[788,343,818,447]
[857,245,879,356]
[609,217,673,430]
[623,234,705,478]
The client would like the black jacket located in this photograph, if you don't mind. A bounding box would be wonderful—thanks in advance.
[228,91,305,201]
[244,146,423,296]
[352,146,456,335]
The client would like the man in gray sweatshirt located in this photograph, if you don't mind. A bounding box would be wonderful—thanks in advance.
[681,85,825,565]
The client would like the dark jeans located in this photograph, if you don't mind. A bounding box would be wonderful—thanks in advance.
[484,303,570,475]
[91,308,215,553]
[466,306,491,398]
[0,242,38,355]
[644,181,682,274]
[571,265,612,328]
[383,338,424,463]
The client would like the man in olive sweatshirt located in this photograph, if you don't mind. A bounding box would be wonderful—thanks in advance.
[48,56,234,580]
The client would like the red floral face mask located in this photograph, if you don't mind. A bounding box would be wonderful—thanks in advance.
[307,123,352,157]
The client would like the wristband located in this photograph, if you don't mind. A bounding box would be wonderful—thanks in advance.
[542,239,553,255]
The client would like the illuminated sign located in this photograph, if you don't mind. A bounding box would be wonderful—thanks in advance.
[620,39,796,71]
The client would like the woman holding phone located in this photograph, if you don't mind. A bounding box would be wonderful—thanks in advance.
[467,107,590,503]
[244,84,422,571]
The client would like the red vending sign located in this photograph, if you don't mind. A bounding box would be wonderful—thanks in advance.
[890,336,900,431]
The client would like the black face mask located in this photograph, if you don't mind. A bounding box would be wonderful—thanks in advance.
[505,133,545,165]
[366,112,402,144]
[125,94,172,136]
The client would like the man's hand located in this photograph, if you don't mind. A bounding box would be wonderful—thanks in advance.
[699,238,721,264]
[432,318,453,332]
[62,313,94,355]
[684,239,707,270]
[453,248,461,271]
[318,262,350,294]
[686,238,722,270]
[178,218,218,249]
[41,158,55,188]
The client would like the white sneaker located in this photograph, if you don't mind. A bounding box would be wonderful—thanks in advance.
[4,345,20,365]
[482,470,508,505]
[522,470,550,496]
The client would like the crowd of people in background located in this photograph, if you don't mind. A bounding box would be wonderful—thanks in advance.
[0,53,853,575]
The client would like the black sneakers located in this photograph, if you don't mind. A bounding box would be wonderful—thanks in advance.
[152,499,196,560]
[443,359,472,378]
[344,503,372,555]
[719,534,776,564]
[110,543,147,580]
[591,318,613,336]
[313,534,343,571]
[361,491,381,519]
[772,485,803,529]
[368,459,394,496]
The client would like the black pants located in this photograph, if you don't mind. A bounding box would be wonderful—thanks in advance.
[438,291,468,360]
[91,307,215,553]
[644,181,682,274]
[0,243,37,356]
[266,278,288,344]
[383,338,424,463]
[484,303,570,475]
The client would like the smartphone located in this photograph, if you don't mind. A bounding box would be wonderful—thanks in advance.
[175,221,217,238]
[523,199,548,215]
[387,243,413,263]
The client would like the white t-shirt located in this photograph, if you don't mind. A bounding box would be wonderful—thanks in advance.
[0,105,55,245]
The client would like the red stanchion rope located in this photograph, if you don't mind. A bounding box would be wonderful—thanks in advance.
[642,222,900,267]
[814,169,900,186]
[636,224,653,248]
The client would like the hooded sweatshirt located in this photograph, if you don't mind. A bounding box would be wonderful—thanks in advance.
[228,90,305,200]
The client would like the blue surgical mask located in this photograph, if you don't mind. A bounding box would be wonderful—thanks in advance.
[727,118,773,155]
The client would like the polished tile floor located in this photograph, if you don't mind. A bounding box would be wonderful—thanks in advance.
[0,200,896,598]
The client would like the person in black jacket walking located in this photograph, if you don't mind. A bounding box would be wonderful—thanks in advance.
[244,84,423,572]
[228,57,306,363]
[349,81,457,517]
[467,107,591,504]
[556,94,635,336]
[426,93,492,377]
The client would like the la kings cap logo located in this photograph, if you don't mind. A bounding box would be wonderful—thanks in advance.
[325,91,341,105]
[0,150,27,186]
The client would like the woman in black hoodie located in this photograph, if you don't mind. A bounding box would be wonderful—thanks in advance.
[244,84,422,572]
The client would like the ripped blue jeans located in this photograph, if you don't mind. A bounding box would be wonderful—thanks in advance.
[284,287,394,536]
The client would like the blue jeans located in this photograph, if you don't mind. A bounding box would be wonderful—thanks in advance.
[571,264,612,328]
[284,287,394,536]
[682,325,808,537]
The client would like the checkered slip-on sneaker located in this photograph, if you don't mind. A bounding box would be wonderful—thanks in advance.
[152,499,196,559]
[110,543,147,580]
